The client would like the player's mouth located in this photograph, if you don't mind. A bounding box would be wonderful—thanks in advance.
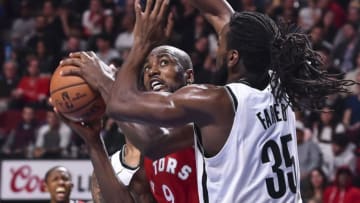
[150,79,166,92]
[55,187,67,199]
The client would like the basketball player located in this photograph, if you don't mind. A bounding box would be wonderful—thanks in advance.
[56,45,199,203]
[60,0,355,202]
[44,165,85,203]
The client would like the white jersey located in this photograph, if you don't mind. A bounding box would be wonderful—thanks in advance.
[195,83,302,203]
[110,145,139,186]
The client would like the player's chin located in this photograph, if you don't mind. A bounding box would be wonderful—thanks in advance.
[54,193,67,202]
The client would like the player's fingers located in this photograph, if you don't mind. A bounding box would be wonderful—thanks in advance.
[151,0,162,17]
[87,51,97,58]
[69,52,82,58]
[134,0,142,18]
[60,67,82,77]
[48,97,53,106]
[159,0,169,18]
[81,51,94,61]
[144,0,153,16]
[60,58,83,68]
[165,11,174,38]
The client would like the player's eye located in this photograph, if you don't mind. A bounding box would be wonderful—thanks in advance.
[160,59,169,67]
[143,65,150,72]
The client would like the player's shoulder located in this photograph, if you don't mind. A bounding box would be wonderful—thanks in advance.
[174,84,228,99]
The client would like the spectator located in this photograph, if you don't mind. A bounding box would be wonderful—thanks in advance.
[95,33,120,64]
[33,40,55,75]
[0,60,20,112]
[332,22,360,73]
[269,0,299,24]
[328,133,357,180]
[26,14,57,56]
[114,12,134,53]
[343,71,360,127]
[12,57,50,108]
[1,105,38,158]
[312,106,346,178]
[10,1,35,48]
[321,10,338,43]
[42,0,67,53]
[298,0,322,31]
[332,0,360,47]
[239,0,257,12]
[101,13,118,46]
[33,110,71,159]
[323,167,360,203]
[60,35,86,61]
[344,52,360,94]
[82,0,105,37]
[309,24,333,51]
[297,121,322,180]
[317,0,346,29]
[302,168,329,203]
[316,45,332,70]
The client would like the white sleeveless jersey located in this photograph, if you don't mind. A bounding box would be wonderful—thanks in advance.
[110,146,139,186]
[195,83,302,203]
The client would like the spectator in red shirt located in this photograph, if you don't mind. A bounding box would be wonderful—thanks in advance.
[324,166,360,203]
[12,57,50,108]
[318,0,346,29]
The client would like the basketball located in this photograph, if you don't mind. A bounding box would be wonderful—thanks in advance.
[49,65,106,122]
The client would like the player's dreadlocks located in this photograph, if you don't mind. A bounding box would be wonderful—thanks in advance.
[227,11,356,110]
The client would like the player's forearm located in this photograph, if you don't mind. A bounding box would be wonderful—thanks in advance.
[189,0,233,34]
[87,138,135,203]
[90,173,106,203]
[97,76,113,102]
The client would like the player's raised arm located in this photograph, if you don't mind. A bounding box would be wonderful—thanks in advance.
[189,0,234,34]
[54,114,154,203]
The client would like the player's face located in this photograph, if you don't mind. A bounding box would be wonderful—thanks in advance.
[45,168,73,203]
[143,50,188,93]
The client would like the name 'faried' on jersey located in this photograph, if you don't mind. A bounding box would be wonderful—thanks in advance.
[195,82,302,203]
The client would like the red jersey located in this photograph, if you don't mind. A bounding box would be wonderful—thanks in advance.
[144,147,199,203]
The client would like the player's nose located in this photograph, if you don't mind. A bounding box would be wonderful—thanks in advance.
[148,65,160,76]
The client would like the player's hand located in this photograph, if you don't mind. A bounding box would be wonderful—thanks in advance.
[59,51,114,92]
[133,0,174,47]
[49,98,102,144]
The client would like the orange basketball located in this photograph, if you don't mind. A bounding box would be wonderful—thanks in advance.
[49,65,106,122]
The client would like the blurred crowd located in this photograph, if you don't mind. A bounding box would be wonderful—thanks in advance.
[0,0,360,202]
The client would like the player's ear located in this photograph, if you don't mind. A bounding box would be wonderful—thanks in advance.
[184,69,194,85]
[43,181,49,192]
[227,49,240,68]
